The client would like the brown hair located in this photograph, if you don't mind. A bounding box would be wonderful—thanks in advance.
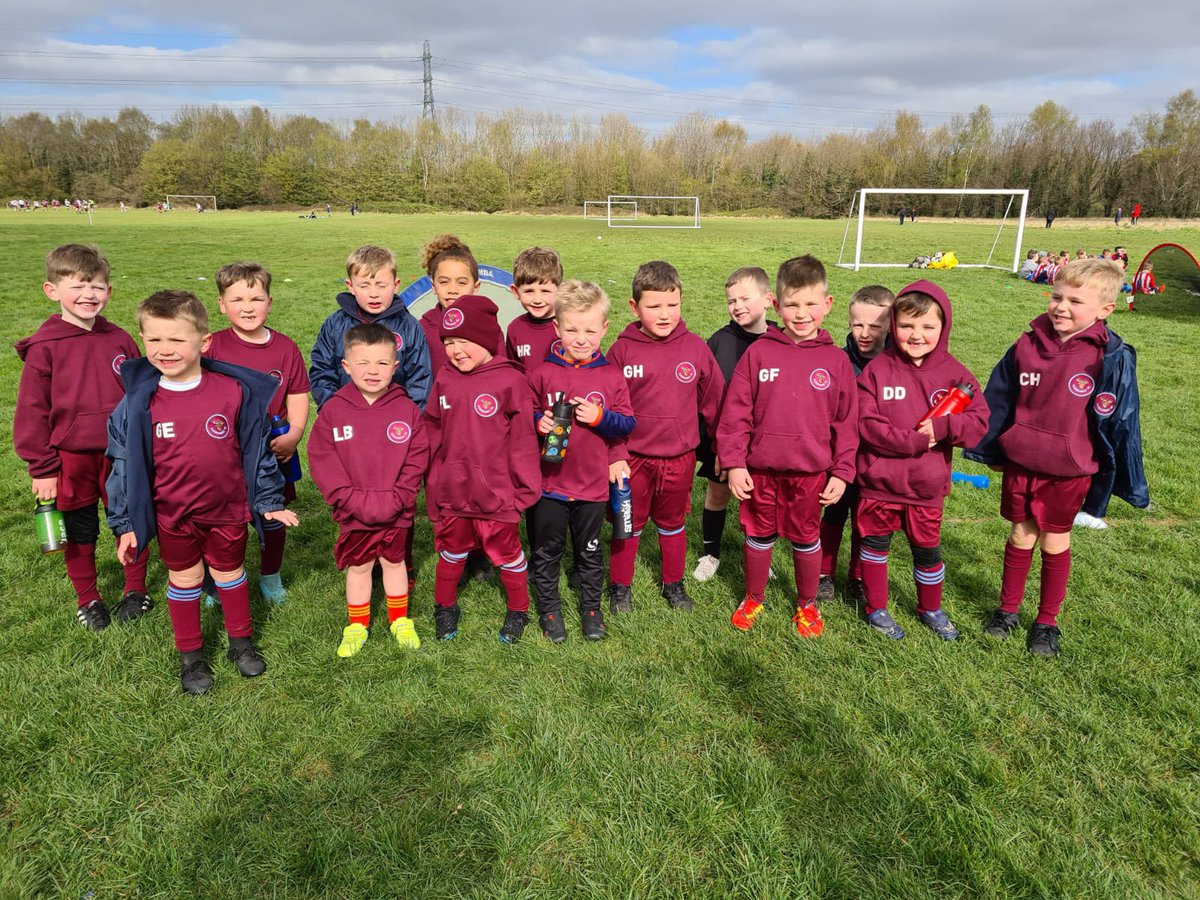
[513,246,563,287]
[137,290,208,333]
[346,245,397,280]
[421,234,479,281]
[724,266,770,293]
[775,255,827,296]
[850,284,895,308]
[343,322,396,355]
[893,291,943,322]
[45,244,110,284]
[632,260,681,302]
[554,279,610,321]
[1056,258,1124,302]
[216,261,271,295]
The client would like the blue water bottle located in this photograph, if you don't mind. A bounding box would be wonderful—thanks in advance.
[610,476,634,540]
[270,415,302,483]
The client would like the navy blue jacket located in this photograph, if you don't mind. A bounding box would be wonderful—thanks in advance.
[965,326,1148,517]
[309,293,431,410]
[105,358,286,559]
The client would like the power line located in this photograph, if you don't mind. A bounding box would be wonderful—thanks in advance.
[0,49,422,63]
[0,76,423,87]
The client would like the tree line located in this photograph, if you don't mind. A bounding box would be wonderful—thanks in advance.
[2,91,1198,218]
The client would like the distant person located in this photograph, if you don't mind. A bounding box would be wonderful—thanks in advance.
[1019,250,1039,280]
[1113,207,1122,226]
[1045,209,1056,229]
[898,206,907,225]
[1075,249,1087,260]
[1131,202,1141,225]
[325,203,332,217]
[1112,247,1129,271]
[909,208,916,223]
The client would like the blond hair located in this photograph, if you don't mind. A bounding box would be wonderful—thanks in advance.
[45,244,110,284]
[850,284,895,308]
[216,261,271,295]
[724,266,770,293]
[137,290,208,334]
[513,246,563,287]
[347,245,397,280]
[554,279,610,321]
[1056,258,1124,302]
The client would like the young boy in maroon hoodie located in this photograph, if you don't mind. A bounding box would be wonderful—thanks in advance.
[505,246,563,371]
[606,260,723,612]
[716,255,858,638]
[854,281,989,641]
[206,261,309,604]
[424,295,542,643]
[308,323,429,658]
[14,244,151,630]
[527,280,636,642]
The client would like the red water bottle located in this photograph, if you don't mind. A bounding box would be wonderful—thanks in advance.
[917,382,973,429]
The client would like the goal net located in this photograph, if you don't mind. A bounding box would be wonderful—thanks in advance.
[166,194,218,211]
[607,195,699,229]
[836,188,1029,272]
[585,200,636,220]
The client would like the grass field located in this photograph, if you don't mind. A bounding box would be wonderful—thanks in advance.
[1,210,1198,898]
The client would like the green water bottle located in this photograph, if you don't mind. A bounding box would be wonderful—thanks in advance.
[35,500,67,555]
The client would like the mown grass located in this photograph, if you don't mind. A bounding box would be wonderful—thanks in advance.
[0,210,1197,897]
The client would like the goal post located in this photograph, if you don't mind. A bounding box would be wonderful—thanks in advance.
[584,200,636,220]
[607,195,699,229]
[165,194,218,211]
[837,188,1029,272]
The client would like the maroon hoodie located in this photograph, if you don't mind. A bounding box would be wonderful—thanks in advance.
[13,314,140,477]
[716,327,858,480]
[424,356,541,522]
[999,313,1108,477]
[419,305,507,372]
[307,383,429,530]
[856,281,989,507]
[606,320,723,459]
[505,312,559,371]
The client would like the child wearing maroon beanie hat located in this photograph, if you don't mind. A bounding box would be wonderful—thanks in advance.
[423,295,542,643]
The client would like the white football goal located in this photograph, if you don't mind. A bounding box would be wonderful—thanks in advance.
[166,194,218,211]
[584,200,636,220]
[607,195,700,229]
[836,188,1029,272]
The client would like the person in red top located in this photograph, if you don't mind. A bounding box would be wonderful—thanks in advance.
[527,281,636,642]
[1131,202,1141,226]
[505,246,563,371]
[853,281,989,641]
[308,323,429,658]
[13,244,151,630]
[605,261,723,613]
[417,234,506,369]
[716,255,858,638]
[205,262,309,604]
[423,295,541,643]
[105,291,298,695]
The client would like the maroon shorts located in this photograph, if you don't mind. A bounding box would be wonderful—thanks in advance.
[56,450,111,511]
[855,498,943,546]
[1001,465,1090,534]
[739,469,825,542]
[335,524,410,569]
[434,517,524,565]
[157,520,247,572]
[629,452,695,532]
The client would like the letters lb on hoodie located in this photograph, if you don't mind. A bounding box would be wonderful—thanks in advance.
[855,280,990,507]
[715,327,858,480]
[606,320,723,459]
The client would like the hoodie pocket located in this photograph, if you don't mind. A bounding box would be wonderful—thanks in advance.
[58,412,109,451]
[1000,422,1090,477]
[434,460,505,514]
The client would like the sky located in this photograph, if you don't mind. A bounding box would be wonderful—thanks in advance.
[2,0,1197,138]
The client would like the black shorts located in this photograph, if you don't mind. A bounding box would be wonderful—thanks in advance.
[695,435,722,482]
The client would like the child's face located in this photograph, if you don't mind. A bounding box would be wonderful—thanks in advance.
[217,279,272,336]
[630,288,681,339]
[893,307,943,365]
[341,341,399,400]
[141,315,210,383]
[443,337,493,374]
[725,279,772,329]
[555,307,608,361]
[775,284,832,342]
[433,259,479,309]
[512,280,558,319]
[848,302,890,358]
[346,267,400,316]
[1047,281,1115,340]
[44,273,111,329]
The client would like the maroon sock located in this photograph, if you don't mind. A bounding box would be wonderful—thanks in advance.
[404,528,416,576]
[608,533,640,587]
[259,523,286,577]
[859,545,889,614]
[1036,548,1072,626]
[999,544,1035,614]
[121,548,149,595]
[215,573,253,639]
[818,516,843,577]
[434,550,467,607]
[64,541,101,606]
[166,582,204,652]
[743,536,774,601]
[658,527,686,584]
[496,554,531,613]
[791,540,821,604]
[848,532,863,581]
[914,563,945,613]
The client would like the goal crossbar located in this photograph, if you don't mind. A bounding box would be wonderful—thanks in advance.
[607,195,699,229]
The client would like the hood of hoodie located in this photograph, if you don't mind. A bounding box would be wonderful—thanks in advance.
[15,314,121,360]
[888,279,953,369]
[336,291,407,322]
[545,343,610,369]
[614,319,692,346]
[761,324,834,350]
[329,380,413,410]
[1027,312,1110,357]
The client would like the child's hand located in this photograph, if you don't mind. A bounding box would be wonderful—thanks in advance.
[264,509,300,527]
[571,396,601,426]
[269,430,302,462]
[31,476,58,502]
[728,467,753,500]
[916,419,937,449]
[116,532,138,565]
[537,412,555,435]
[819,476,847,506]
[609,460,630,485]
